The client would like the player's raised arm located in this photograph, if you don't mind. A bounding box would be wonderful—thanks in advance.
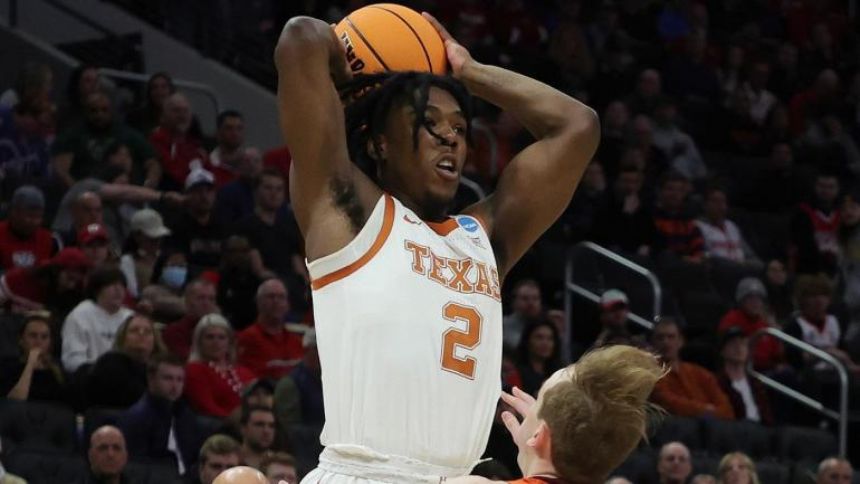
[274,18,379,260]
[424,14,600,281]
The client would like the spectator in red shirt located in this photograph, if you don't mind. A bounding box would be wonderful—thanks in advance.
[0,185,56,271]
[78,223,112,266]
[653,171,704,262]
[184,313,255,417]
[0,248,90,316]
[718,277,785,371]
[650,318,734,420]
[237,279,304,380]
[162,277,219,360]
[789,69,841,136]
[149,93,213,189]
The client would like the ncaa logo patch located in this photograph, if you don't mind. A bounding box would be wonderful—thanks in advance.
[457,216,480,233]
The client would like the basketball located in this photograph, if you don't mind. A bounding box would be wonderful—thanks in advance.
[334,3,448,76]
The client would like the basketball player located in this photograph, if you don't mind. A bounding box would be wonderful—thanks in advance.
[446,345,665,484]
[274,10,599,484]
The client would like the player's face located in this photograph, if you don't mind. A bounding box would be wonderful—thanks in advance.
[381,87,467,217]
[515,368,568,471]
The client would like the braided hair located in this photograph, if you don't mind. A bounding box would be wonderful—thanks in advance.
[341,71,472,182]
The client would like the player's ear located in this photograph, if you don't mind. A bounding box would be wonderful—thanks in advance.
[527,421,552,455]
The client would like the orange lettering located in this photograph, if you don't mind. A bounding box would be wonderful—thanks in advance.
[428,253,448,285]
[447,258,475,293]
[474,262,491,296]
[404,241,430,274]
[441,303,482,379]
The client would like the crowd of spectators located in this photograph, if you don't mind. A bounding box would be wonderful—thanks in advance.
[1,0,860,481]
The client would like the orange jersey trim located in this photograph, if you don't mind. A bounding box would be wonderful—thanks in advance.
[310,194,395,290]
[426,218,459,236]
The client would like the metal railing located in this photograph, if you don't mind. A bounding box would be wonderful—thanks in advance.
[98,67,222,118]
[747,327,849,457]
[563,241,662,361]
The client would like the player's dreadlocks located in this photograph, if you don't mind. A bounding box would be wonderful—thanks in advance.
[341,71,472,181]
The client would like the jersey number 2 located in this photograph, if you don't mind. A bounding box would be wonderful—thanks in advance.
[441,303,482,379]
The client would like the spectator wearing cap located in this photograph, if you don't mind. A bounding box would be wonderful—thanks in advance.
[716,327,774,425]
[118,353,206,476]
[0,248,90,317]
[718,278,785,371]
[119,208,171,299]
[78,223,113,266]
[0,185,56,271]
[162,277,219,361]
[215,147,264,225]
[784,274,860,373]
[51,91,160,188]
[61,266,134,373]
[234,168,305,285]
[274,328,323,427]
[592,289,644,349]
[149,92,215,189]
[184,313,255,417]
[237,279,304,380]
[651,318,734,419]
[166,168,227,272]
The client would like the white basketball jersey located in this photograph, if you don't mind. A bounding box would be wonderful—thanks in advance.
[307,193,503,474]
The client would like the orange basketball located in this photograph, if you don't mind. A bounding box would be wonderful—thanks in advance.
[335,3,448,76]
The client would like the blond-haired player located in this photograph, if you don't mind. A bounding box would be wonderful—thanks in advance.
[447,345,665,484]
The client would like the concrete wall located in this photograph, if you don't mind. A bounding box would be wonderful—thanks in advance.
[0,0,282,149]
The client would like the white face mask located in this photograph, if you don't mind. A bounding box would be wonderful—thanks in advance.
[161,266,188,289]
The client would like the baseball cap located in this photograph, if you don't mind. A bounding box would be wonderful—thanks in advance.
[11,185,45,210]
[77,223,109,246]
[719,325,747,349]
[130,209,171,238]
[600,289,629,310]
[49,248,92,270]
[735,277,767,303]
[185,168,215,191]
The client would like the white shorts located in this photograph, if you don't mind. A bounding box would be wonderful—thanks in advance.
[300,445,474,484]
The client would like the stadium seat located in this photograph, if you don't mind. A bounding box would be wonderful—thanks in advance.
[691,451,719,476]
[0,313,25,361]
[789,461,818,484]
[650,416,703,450]
[126,459,184,484]
[0,400,78,452]
[611,447,658,484]
[776,426,838,462]
[701,419,773,459]
[756,460,791,484]
[5,449,88,484]
[83,406,124,444]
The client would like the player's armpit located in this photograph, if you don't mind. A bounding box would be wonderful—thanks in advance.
[274,17,381,261]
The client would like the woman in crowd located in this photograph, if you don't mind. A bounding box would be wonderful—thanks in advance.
[87,313,167,408]
[515,320,563,396]
[0,311,66,403]
[717,452,760,484]
[184,313,255,417]
[127,72,175,135]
